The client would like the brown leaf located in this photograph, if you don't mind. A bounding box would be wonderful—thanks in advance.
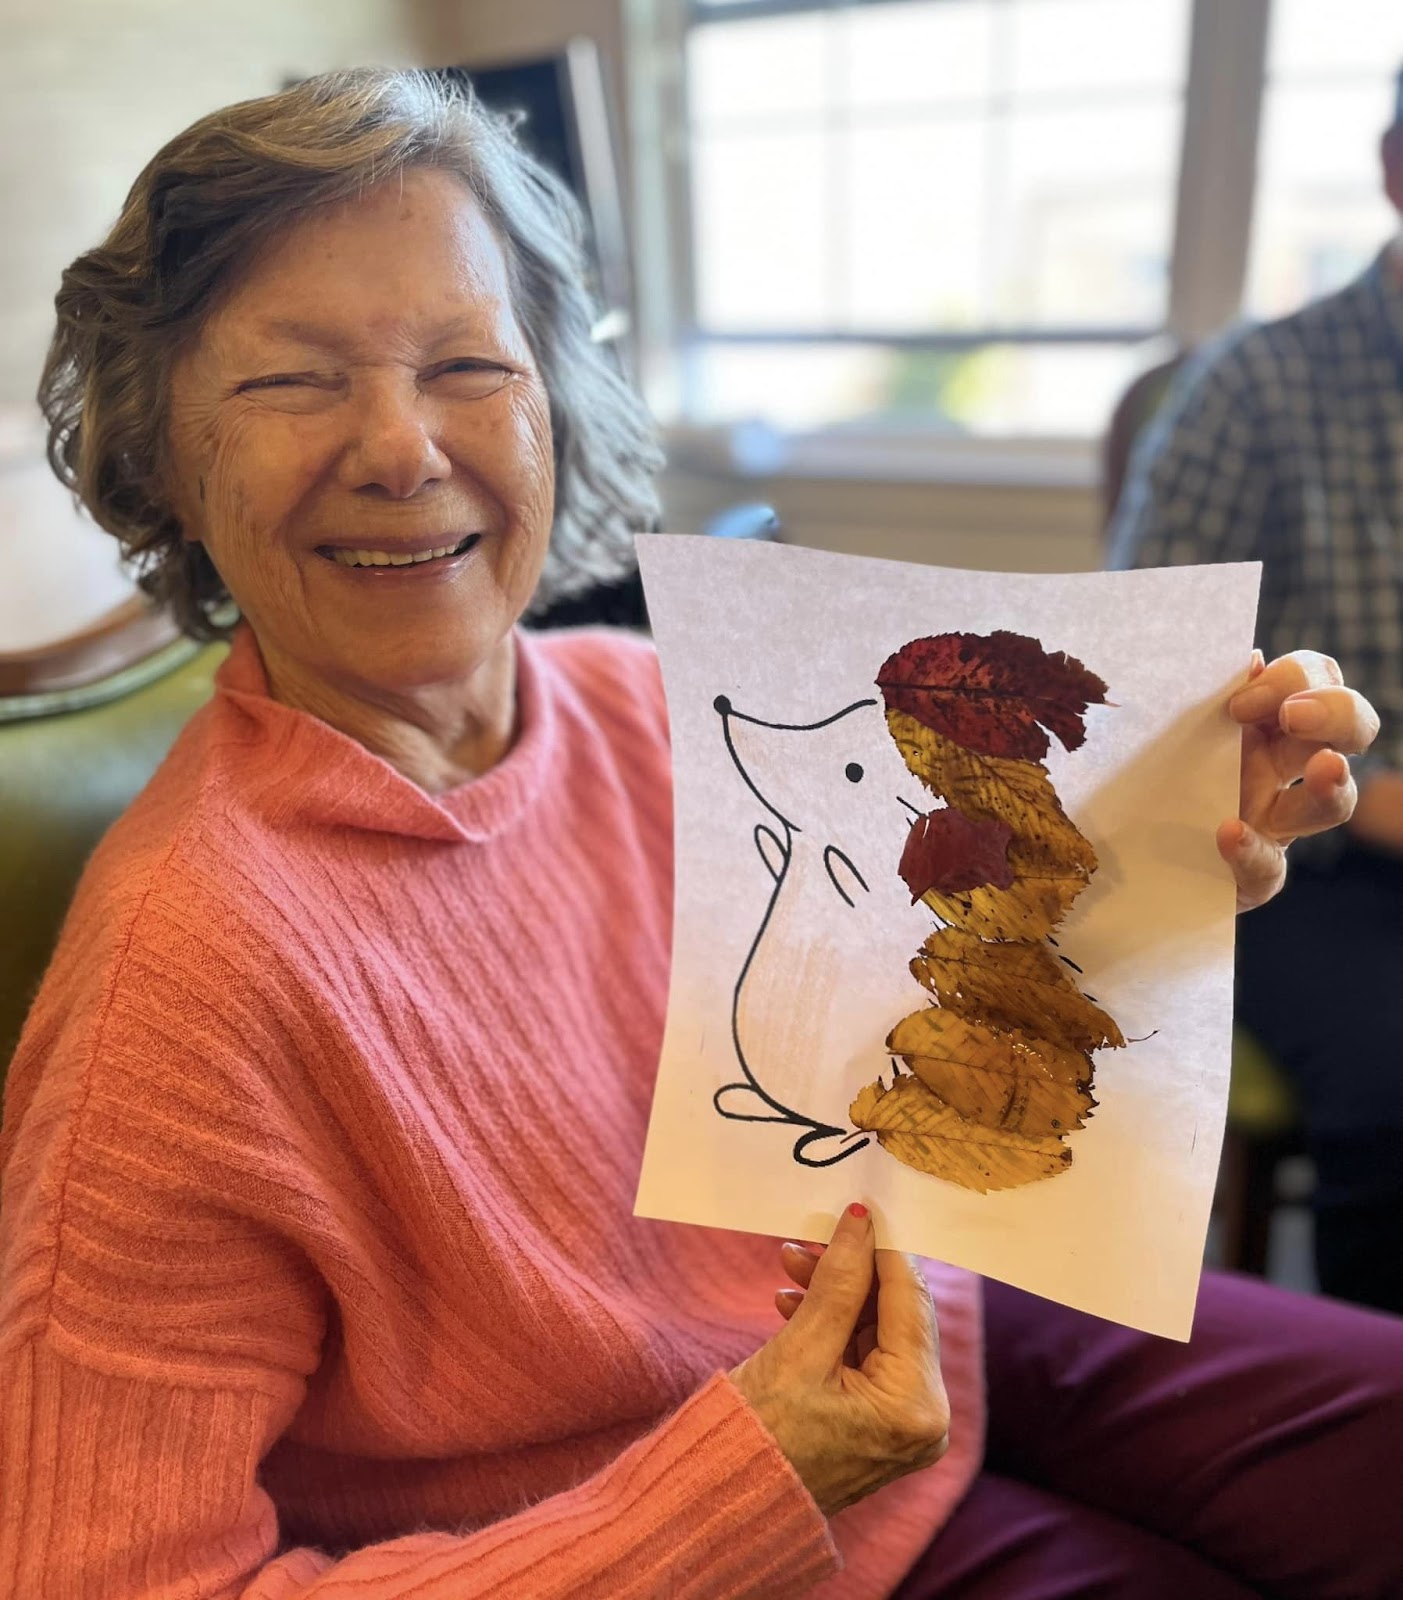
[850,1074,1073,1193]
[898,807,1014,903]
[886,1006,1095,1137]
[911,928,1126,1052]
[886,710,1095,872]
[886,710,1096,938]
[876,630,1108,761]
[920,854,1090,942]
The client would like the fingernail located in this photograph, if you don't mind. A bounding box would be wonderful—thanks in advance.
[848,1202,869,1219]
[1282,697,1327,736]
[1248,649,1266,678]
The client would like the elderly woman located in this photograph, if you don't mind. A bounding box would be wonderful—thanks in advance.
[0,69,1399,1600]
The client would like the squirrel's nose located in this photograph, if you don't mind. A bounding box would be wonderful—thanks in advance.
[713,695,732,715]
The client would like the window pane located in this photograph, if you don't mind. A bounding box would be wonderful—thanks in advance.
[687,12,831,125]
[1009,0,1190,97]
[1247,82,1398,317]
[1267,0,1403,77]
[993,105,1179,325]
[686,343,892,432]
[686,339,1148,437]
[692,130,835,329]
[842,118,989,330]
[842,0,995,112]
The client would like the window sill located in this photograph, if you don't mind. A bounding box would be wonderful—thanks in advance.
[660,422,1100,491]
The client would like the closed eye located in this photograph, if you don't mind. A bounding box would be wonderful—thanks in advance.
[429,359,515,397]
[236,372,322,392]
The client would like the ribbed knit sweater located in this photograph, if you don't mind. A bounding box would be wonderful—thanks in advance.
[0,622,983,1599]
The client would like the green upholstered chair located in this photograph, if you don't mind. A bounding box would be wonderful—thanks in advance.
[1104,351,1305,1276]
[0,624,227,1091]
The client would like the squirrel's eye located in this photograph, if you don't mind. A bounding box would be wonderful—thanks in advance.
[845,763,864,783]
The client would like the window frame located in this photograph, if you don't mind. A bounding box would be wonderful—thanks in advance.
[626,0,1275,464]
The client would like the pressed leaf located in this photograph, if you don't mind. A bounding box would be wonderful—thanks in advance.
[885,712,1095,939]
[898,807,1014,903]
[886,711,1095,873]
[876,630,1108,762]
[886,1006,1095,1137]
[911,928,1126,1052]
[850,1074,1072,1193]
[921,861,1087,942]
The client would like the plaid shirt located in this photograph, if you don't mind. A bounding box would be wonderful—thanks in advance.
[1109,246,1403,798]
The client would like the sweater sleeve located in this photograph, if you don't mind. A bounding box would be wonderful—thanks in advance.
[0,923,838,1599]
[1,1334,838,1600]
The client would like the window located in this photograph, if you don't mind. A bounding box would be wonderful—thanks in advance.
[681,0,1192,436]
[635,0,1403,448]
[1247,0,1403,317]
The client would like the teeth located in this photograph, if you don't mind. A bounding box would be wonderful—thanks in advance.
[329,539,469,568]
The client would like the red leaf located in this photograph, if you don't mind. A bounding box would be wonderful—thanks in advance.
[899,807,1015,903]
[877,630,1108,761]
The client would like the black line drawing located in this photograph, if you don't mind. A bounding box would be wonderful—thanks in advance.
[712,691,904,1169]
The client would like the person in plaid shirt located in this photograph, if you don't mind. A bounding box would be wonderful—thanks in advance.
[1108,79,1403,1315]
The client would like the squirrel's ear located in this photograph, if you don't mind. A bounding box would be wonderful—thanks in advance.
[754,824,787,882]
[823,845,869,908]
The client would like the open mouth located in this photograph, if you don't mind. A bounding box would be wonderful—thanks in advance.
[316,533,481,569]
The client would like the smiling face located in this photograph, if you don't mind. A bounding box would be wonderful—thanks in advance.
[164,166,556,701]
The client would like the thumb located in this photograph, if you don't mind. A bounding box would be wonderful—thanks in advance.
[784,1203,875,1370]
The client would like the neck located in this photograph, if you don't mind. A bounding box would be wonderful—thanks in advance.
[260,634,520,796]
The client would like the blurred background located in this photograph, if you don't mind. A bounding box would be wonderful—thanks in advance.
[5,0,1403,638]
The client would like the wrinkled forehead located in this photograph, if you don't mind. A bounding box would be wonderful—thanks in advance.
[193,170,524,363]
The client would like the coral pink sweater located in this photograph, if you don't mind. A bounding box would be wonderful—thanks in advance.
[0,623,983,1599]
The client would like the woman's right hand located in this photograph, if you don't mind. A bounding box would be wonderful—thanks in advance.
[728,1203,950,1518]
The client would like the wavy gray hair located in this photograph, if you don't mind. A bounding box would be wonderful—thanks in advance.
[38,67,664,640]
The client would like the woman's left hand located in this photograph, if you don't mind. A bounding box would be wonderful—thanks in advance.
[1221,649,1380,911]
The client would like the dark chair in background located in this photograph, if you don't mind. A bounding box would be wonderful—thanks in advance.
[1102,351,1307,1278]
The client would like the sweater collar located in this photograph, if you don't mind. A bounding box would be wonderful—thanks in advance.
[211,622,556,844]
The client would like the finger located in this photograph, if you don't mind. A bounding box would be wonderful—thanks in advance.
[784,1203,876,1370]
[1278,686,1380,756]
[1217,818,1285,911]
[776,1287,804,1320]
[874,1249,940,1364]
[1228,649,1344,724]
[780,1241,820,1290]
[1258,752,1356,841]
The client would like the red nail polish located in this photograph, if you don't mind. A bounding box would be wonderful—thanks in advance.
[848,1202,868,1219]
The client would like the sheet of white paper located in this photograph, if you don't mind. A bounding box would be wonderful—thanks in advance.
[633,535,1263,1340]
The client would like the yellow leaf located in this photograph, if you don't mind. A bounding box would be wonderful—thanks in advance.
[850,1074,1072,1193]
[887,710,1096,873]
[886,1006,1095,1137]
[910,928,1126,1052]
[921,866,1085,942]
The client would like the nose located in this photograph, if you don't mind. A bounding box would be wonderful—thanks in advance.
[338,376,452,500]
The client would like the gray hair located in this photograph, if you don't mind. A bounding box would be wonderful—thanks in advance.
[38,67,664,640]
